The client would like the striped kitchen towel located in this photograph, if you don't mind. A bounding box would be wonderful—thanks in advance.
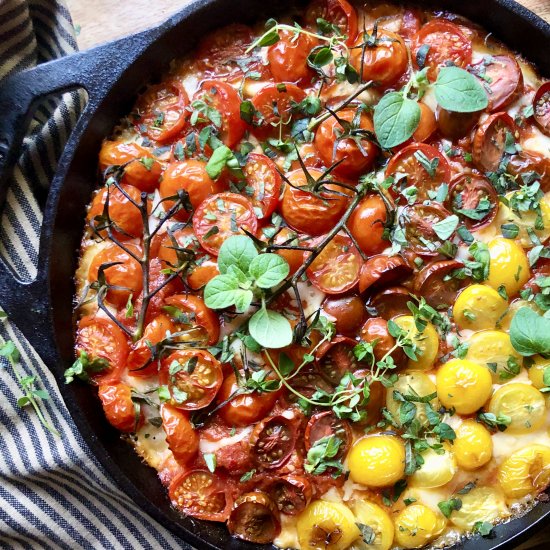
[0,1,189,548]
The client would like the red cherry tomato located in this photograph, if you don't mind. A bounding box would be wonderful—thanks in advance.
[414,259,469,309]
[279,169,350,236]
[193,192,258,255]
[315,336,361,384]
[362,4,421,40]
[411,102,437,143]
[267,31,318,85]
[305,411,352,460]
[306,234,362,294]
[98,382,142,433]
[322,294,366,335]
[369,285,412,320]
[436,106,481,140]
[192,80,247,148]
[360,317,405,364]
[347,194,388,256]
[264,474,313,515]
[533,82,550,137]
[243,153,283,219]
[161,404,199,465]
[228,491,280,544]
[267,227,305,276]
[412,19,472,81]
[304,0,358,44]
[98,140,162,192]
[358,254,412,294]
[472,112,518,172]
[250,415,299,469]
[134,80,188,143]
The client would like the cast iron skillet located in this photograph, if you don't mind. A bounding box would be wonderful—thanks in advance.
[0,0,549,548]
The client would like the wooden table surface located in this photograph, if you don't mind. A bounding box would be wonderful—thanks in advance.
[64,1,550,548]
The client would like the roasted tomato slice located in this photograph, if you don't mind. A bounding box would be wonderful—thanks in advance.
[304,411,352,460]
[161,404,199,465]
[98,382,143,433]
[193,192,258,255]
[134,80,188,143]
[412,19,472,81]
[347,193,388,256]
[322,295,366,335]
[251,83,307,139]
[192,80,247,149]
[534,82,550,137]
[163,294,220,346]
[358,254,412,295]
[250,414,299,469]
[264,474,313,515]
[315,336,361,385]
[369,286,411,320]
[228,491,281,544]
[304,0,358,44]
[279,169,350,236]
[400,202,454,256]
[242,153,283,219]
[473,112,518,172]
[314,108,379,179]
[169,469,231,522]
[448,173,499,230]
[268,30,318,85]
[360,317,405,364]
[386,143,451,201]
[414,259,469,309]
[75,316,129,383]
[160,349,222,411]
[472,55,523,112]
[306,234,362,294]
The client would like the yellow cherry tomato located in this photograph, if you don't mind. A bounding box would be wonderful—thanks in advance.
[350,500,394,550]
[436,358,493,414]
[348,435,405,487]
[453,284,508,331]
[498,444,550,499]
[297,500,360,550]
[449,486,508,530]
[453,419,493,470]
[485,237,530,297]
[386,372,439,428]
[465,330,523,382]
[394,503,446,549]
[499,298,541,331]
[528,355,550,389]
[487,383,546,433]
[393,316,439,370]
[410,444,457,488]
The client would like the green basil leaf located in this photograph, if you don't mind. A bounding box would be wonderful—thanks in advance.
[510,307,550,356]
[434,66,489,113]
[249,253,290,288]
[205,145,233,179]
[248,307,293,348]
[217,235,258,275]
[432,215,459,240]
[373,92,421,149]
[204,274,240,309]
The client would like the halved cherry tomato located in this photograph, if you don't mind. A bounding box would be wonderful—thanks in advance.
[264,474,312,515]
[411,102,437,143]
[305,411,352,460]
[322,294,366,335]
[164,294,220,346]
[280,371,333,408]
[534,82,550,136]
[251,83,307,139]
[315,336,360,384]
[359,254,412,294]
[268,31,318,85]
[369,285,411,320]
[127,313,175,377]
[159,159,224,221]
[305,0,358,45]
[161,404,199,465]
[351,29,408,86]
[314,108,379,179]
[98,382,142,433]
[412,19,472,80]
[279,169,350,236]
[436,106,481,140]
[87,183,145,239]
[358,254,412,294]
[448,173,499,230]
[169,469,231,521]
[250,415,299,469]
[473,112,518,172]
[472,55,523,112]
[228,491,281,544]
[360,317,405,364]
[348,194,388,255]
[160,349,222,410]
[217,373,279,427]
[508,150,550,192]
[75,316,129,383]
[362,4,421,40]
[193,192,258,255]
[414,259,469,309]
[134,80,188,143]
[386,143,451,201]
[306,234,362,294]
[400,202,453,256]
[98,141,162,192]
[243,153,283,219]
[193,80,247,148]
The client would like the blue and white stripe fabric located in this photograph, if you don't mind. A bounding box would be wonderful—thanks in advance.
[0,1,187,547]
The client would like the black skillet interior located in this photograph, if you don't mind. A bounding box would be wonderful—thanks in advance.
[0,0,549,548]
